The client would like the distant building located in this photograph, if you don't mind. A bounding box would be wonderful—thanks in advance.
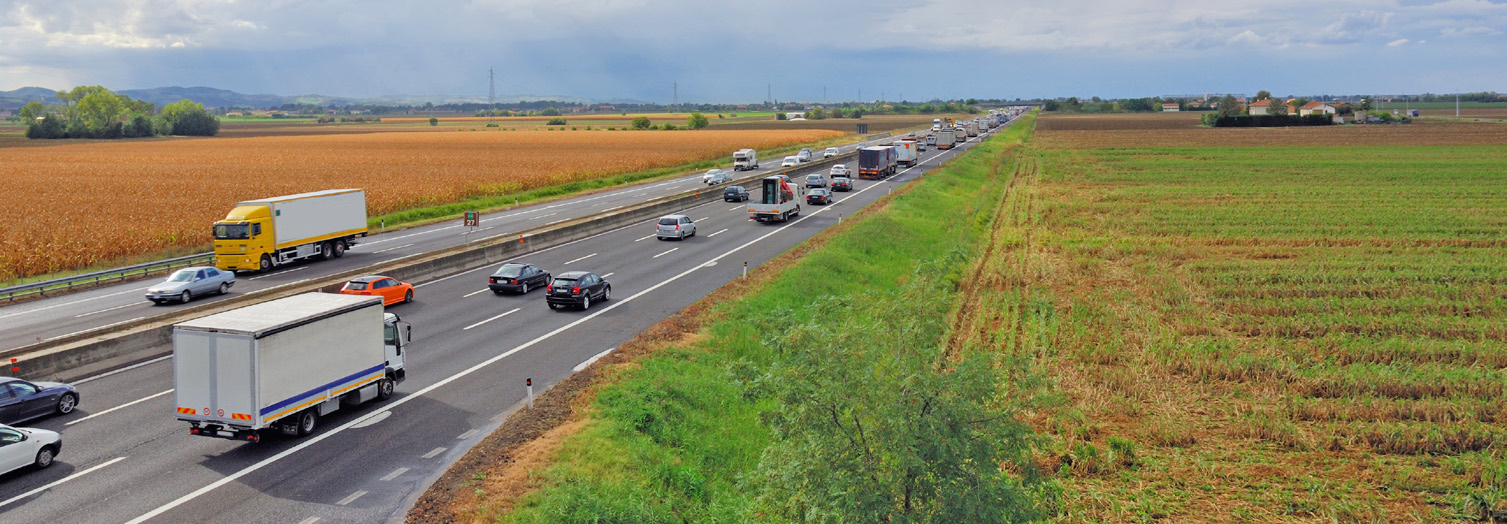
[1299,102,1336,116]
[736,105,748,111]
[1161,103,1180,112]
[785,112,805,120]
[1248,99,1272,115]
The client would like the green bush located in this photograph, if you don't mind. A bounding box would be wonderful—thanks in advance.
[631,116,652,130]
[429,117,439,126]
[547,117,567,126]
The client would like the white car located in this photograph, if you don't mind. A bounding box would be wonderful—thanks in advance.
[0,423,61,475]
[829,164,852,177]
[822,147,839,158]
[656,214,696,240]
[702,168,732,185]
[781,156,799,167]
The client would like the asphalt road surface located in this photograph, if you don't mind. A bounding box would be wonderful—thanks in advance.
[0,119,1016,523]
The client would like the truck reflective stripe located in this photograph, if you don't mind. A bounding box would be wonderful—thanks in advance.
[259,363,385,418]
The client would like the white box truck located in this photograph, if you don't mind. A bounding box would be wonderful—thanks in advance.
[935,130,956,150]
[214,189,369,273]
[748,176,801,223]
[894,139,919,167]
[173,293,410,442]
[733,148,759,171]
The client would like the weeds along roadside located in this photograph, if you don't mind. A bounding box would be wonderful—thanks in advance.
[423,113,1059,523]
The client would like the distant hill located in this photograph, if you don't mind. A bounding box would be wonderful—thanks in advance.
[0,86,617,109]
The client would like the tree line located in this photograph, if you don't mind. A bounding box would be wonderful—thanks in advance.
[19,86,220,139]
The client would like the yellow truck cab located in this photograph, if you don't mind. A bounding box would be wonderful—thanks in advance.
[214,189,368,273]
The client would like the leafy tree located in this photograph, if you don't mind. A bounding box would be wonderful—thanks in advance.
[747,270,1056,523]
[76,90,128,131]
[429,117,439,126]
[776,112,787,120]
[1293,97,1310,110]
[805,107,825,120]
[1255,90,1272,102]
[1042,100,1060,111]
[1216,94,1242,117]
[686,112,710,129]
[1357,98,1373,111]
[965,98,978,105]
[17,101,47,121]
[539,106,562,116]
[631,116,652,129]
[161,99,221,136]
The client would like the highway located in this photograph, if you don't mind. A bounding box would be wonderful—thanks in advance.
[0,119,1016,523]
[0,133,903,354]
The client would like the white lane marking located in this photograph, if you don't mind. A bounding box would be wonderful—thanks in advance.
[247,266,308,281]
[421,447,447,459]
[297,518,320,524]
[0,286,153,320]
[463,308,521,330]
[74,302,139,318]
[0,456,128,510]
[708,228,729,237]
[573,347,615,372]
[67,389,173,426]
[360,226,459,247]
[601,205,622,212]
[527,212,558,221]
[336,490,367,506]
[544,218,569,226]
[695,217,709,222]
[372,243,414,254]
[457,429,479,440]
[635,234,655,242]
[564,253,596,265]
[75,354,174,385]
[45,317,145,342]
[601,273,614,279]
[653,248,679,259]
[122,142,903,524]
[380,467,409,481]
[729,204,746,211]
[416,215,649,289]
[351,410,391,428]
[463,288,490,298]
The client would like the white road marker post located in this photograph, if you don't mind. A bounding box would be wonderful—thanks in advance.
[526,377,534,409]
[743,261,747,280]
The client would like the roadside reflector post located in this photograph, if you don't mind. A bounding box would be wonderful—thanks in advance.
[519,234,524,244]
[10,358,16,373]
[838,213,842,224]
[380,220,385,234]
[526,378,534,409]
[743,261,747,280]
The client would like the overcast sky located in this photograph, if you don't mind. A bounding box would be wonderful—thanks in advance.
[1,0,1503,102]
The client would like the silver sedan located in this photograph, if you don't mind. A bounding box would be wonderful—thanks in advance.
[146,266,235,304]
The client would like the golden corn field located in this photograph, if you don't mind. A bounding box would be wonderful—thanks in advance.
[0,128,841,281]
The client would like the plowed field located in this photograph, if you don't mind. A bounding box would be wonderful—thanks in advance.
[0,128,841,280]
[1037,113,1507,148]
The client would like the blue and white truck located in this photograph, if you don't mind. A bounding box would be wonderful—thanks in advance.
[172,293,410,442]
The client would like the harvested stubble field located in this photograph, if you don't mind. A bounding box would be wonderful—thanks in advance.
[716,113,975,133]
[0,128,841,281]
[969,114,1507,522]
[1036,111,1507,148]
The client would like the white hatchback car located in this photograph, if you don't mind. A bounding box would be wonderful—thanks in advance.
[655,214,696,240]
[781,156,799,167]
[0,423,61,475]
[829,164,852,177]
[702,168,732,185]
[823,147,839,158]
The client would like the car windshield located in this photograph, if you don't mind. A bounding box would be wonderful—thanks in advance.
[494,265,523,278]
[659,217,680,226]
[345,281,369,290]
[167,269,195,282]
[213,223,249,240]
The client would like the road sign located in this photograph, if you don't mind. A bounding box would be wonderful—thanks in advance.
[463,211,479,227]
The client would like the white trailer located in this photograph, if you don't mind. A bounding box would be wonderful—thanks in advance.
[733,148,759,171]
[894,139,920,167]
[214,189,369,273]
[747,176,801,223]
[173,293,410,442]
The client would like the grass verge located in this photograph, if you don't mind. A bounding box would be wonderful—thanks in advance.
[414,113,1055,523]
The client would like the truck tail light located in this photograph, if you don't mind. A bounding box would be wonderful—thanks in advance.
[190,427,201,435]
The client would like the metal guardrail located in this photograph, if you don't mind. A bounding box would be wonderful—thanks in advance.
[0,252,215,302]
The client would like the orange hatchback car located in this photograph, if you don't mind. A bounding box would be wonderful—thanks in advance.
[339,275,414,306]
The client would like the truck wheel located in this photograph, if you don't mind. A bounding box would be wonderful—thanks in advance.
[259,255,272,272]
[334,240,347,258]
[320,242,333,260]
[378,378,394,400]
[296,410,318,436]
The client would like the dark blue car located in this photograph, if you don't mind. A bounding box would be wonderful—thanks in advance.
[0,377,79,424]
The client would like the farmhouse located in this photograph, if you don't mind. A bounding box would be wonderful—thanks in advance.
[1161,102,1180,112]
[1248,99,1272,115]
[1299,102,1336,116]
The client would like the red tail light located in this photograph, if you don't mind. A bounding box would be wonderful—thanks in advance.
[675,224,680,230]
[546,285,553,293]
[489,278,496,283]
[572,286,581,295]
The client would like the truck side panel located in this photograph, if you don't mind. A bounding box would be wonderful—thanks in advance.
[270,190,367,248]
[256,302,385,425]
[173,330,257,426]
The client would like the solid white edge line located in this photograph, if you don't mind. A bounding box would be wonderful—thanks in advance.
[573,347,615,372]
[0,456,127,510]
[0,287,153,321]
[66,389,173,426]
[74,354,174,384]
[122,129,945,524]
[462,308,521,330]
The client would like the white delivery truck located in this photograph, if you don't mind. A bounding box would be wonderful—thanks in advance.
[213,189,369,273]
[173,293,410,442]
[733,148,759,171]
[894,139,920,167]
[748,175,801,223]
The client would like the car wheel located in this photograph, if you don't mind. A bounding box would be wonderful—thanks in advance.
[493,289,504,295]
[56,393,78,415]
[404,290,413,304]
[334,240,347,258]
[377,377,394,401]
[521,282,529,294]
[296,410,318,436]
[34,447,55,469]
[548,303,559,310]
[581,295,590,310]
[180,291,192,303]
[219,282,231,295]
[602,285,611,301]
[259,255,272,272]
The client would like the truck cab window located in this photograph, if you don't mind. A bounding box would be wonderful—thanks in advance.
[251,223,262,236]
